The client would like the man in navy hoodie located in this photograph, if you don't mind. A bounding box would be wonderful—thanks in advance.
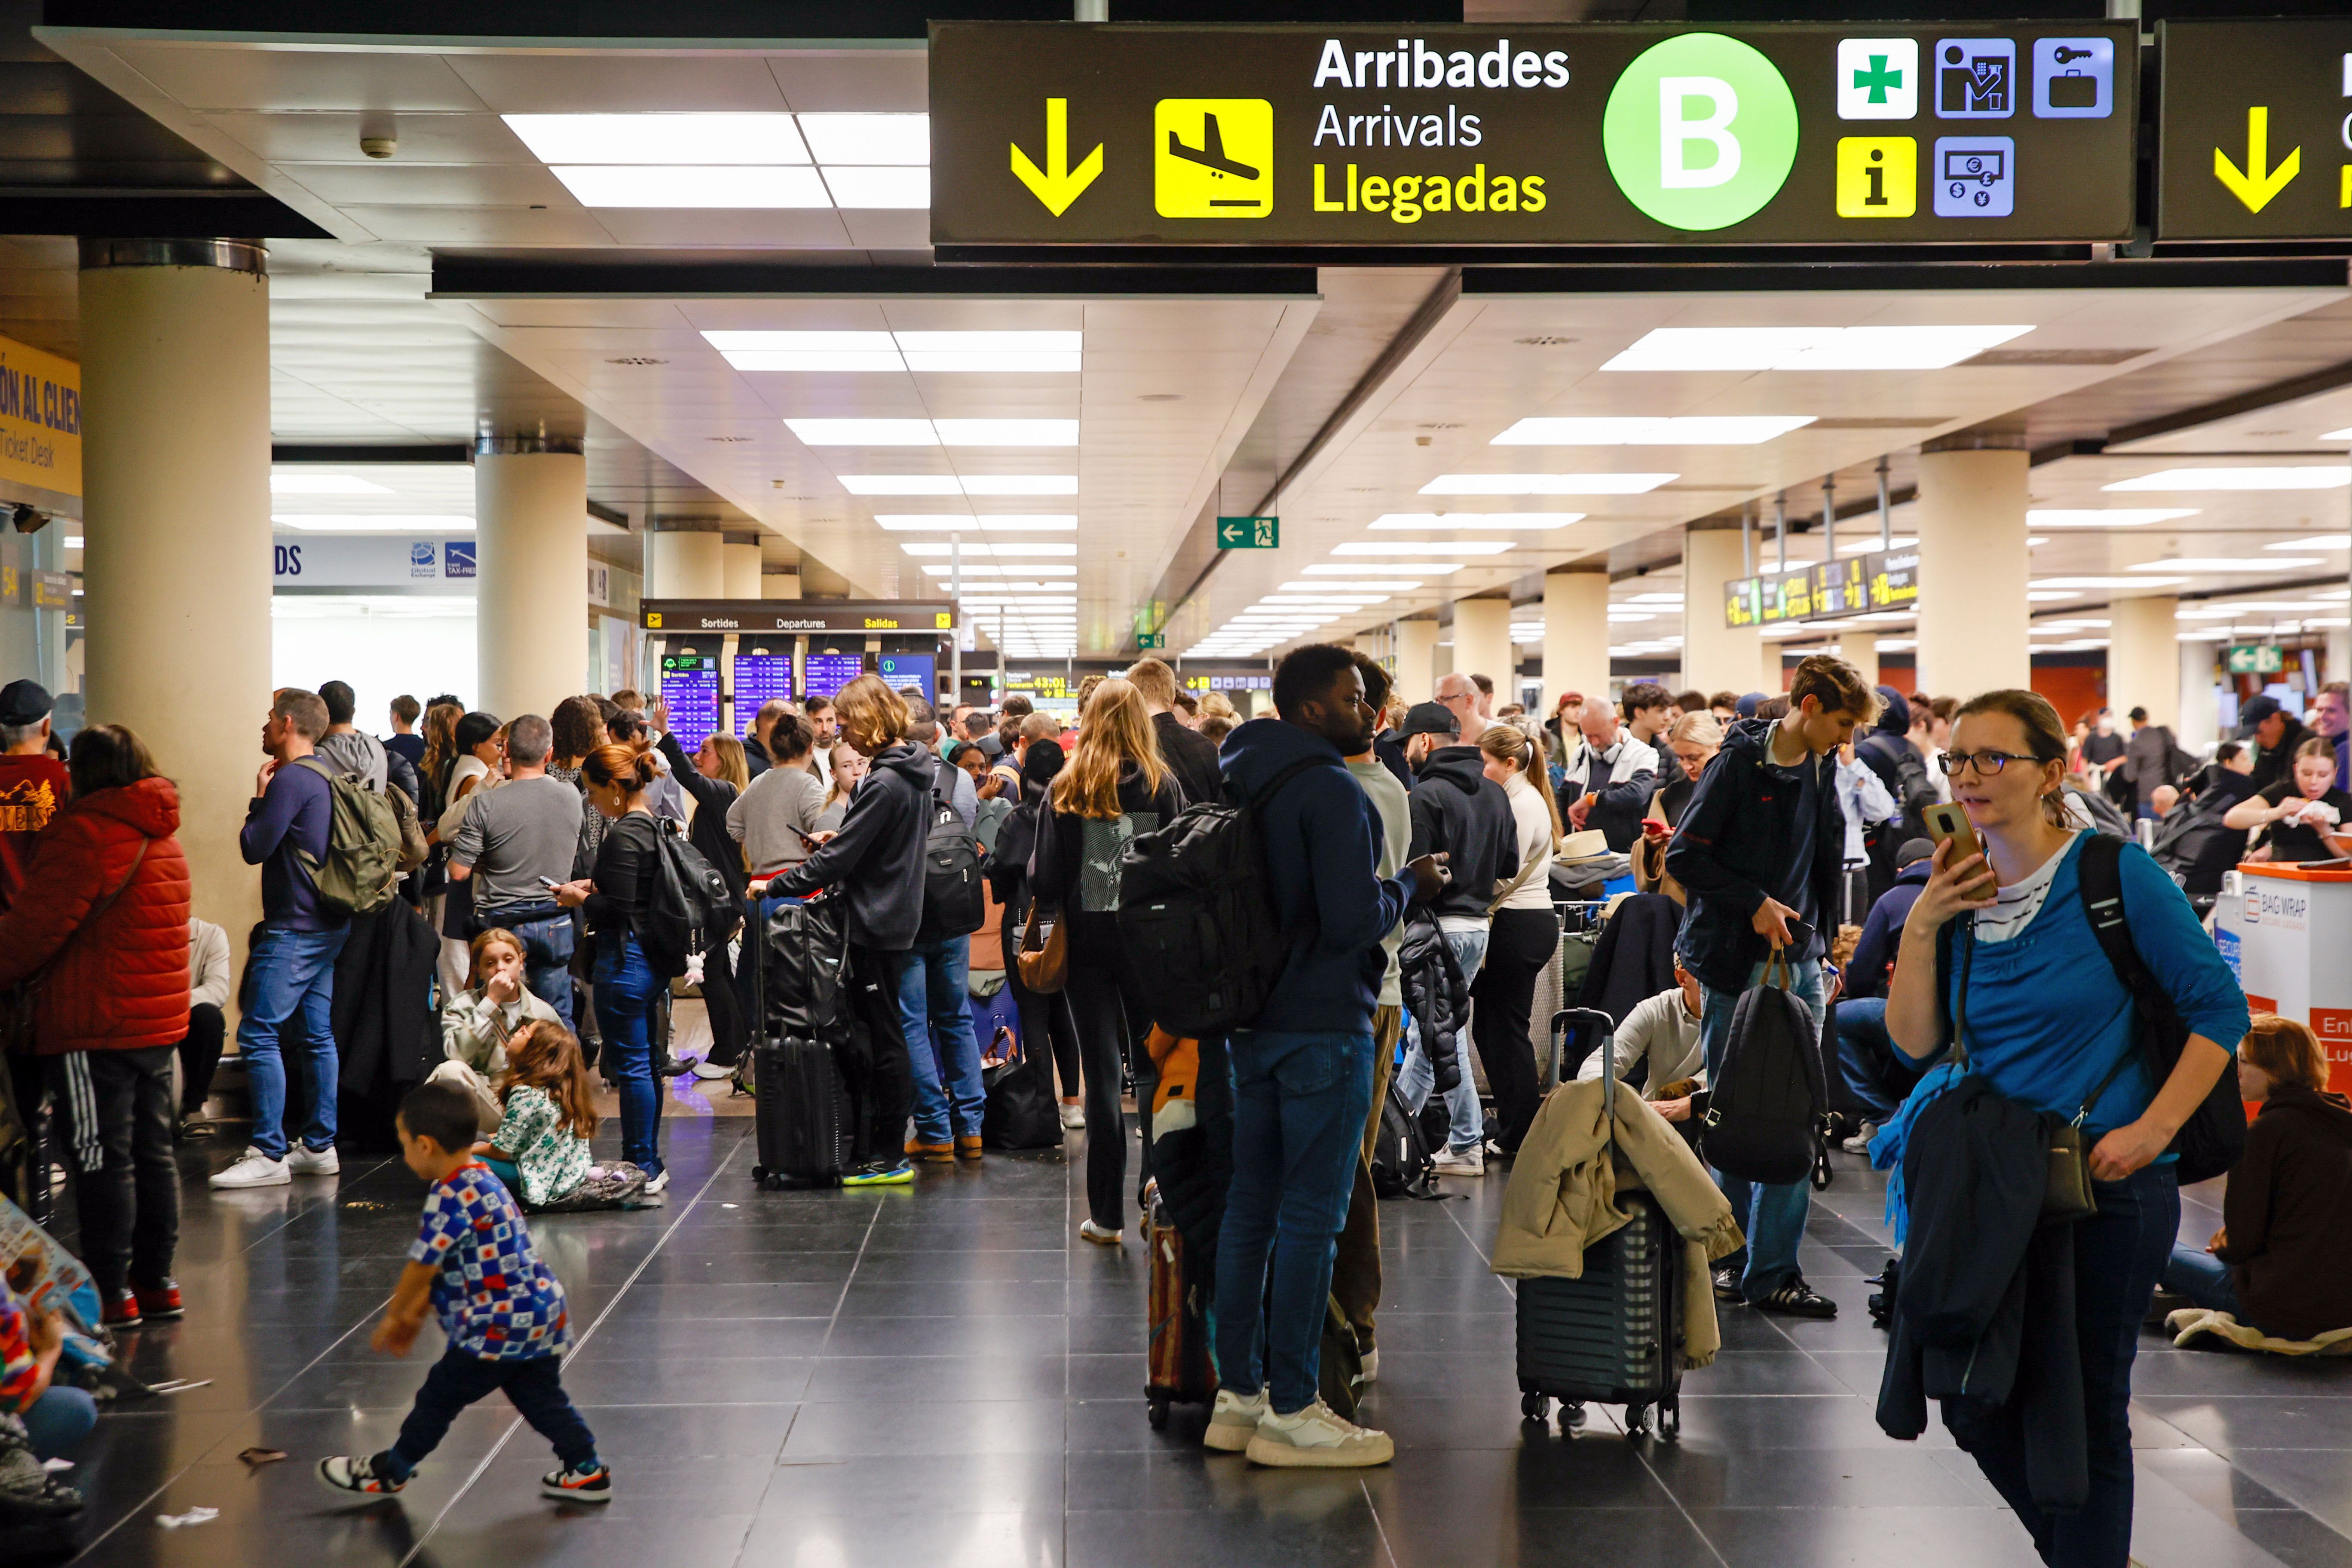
[1204,644,1445,1470]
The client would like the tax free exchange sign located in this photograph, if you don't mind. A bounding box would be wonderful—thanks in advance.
[930,22,2136,246]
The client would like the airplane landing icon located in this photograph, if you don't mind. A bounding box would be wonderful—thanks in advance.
[1154,98,1274,218]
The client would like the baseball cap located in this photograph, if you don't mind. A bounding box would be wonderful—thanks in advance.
[1396,701,1461,740]
[0,679,52,727]
[2239,694,2282,727]
[1896,838,1936,869]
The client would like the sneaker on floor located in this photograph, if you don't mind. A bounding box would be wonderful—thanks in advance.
[1203,1387,1268,1452]
[1358,1347,1379,1385]
[690,1060,734,1081]
[317,1454,404,1498]
[132,1279,184,1321]
[1245,1399,1394,1469]
[174,1114,210,1143]
[1058,1102,1085,1131]
[642,1168,671,1196]
[955,1135,983,1161]
[842,1161,913,1188]
[1078,1219,1123,1247]
[541,1461,612,1503]
[1841,1121,1881,1156]
[286,1142,340,1176]
[1430,1145,1484,1176]
[904,1137,954,1163]
[1712,1265,1744,1303]
[1755,1275,1839,1319]
[209,1147,290,1189]
[100,1289,140,1329]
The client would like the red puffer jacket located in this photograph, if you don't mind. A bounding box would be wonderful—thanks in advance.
[0,776,191,1054]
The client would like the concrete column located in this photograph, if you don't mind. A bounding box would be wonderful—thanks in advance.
[763,570,802,600]
[476,444,588,721]
[2179,638,2220,749]
[1392,617,1439,704]
[649,528,724,599]
[1915,446,2031,696]
[1543,569,1610,712]
[1681,524,1766,697]
[1838,629,1879,689]
[1452,597,1513,714]
[2109,595,2179,728]
[78,239,271,949]
[2324,626,2348,691]
[722,533,763,599]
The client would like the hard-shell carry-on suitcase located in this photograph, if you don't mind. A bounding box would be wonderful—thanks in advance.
[1515,1008,1683,1440]
[1145,1196,1214,1428]
[747,894,854,1190]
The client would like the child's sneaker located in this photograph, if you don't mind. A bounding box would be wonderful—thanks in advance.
[317,1454,405,1497]
[542,1461,612,1503]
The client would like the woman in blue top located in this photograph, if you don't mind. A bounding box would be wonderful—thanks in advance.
[1887,689,2244,1568]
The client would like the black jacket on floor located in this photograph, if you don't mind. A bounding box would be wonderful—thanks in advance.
[1877,1076,2086,1512]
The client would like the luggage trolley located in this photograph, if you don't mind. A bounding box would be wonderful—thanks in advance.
[1515,1007,1684,1441]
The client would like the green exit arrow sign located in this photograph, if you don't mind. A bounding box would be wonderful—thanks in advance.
[1217,515,1278,549]
[1136,632,1165,649]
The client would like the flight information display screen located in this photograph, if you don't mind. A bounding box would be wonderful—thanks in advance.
[802,653,866,701]
[658,654,721,751]
[875,652,934,700]
[732,653,791,738]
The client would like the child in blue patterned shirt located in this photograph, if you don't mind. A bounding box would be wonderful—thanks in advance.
[316,1079,611,1504]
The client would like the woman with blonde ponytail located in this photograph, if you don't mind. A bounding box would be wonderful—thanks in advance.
[1470,721,1563,1153]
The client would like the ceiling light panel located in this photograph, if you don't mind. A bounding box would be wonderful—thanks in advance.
[2034,576,2192,589]
[876,516,1077,530]
[2103,468,2352,492]
[1302,563,1463,576]
[793,114,930,165]
[1420,473,1674,495]
[902,542,1076,558]
[785,418,1078,447]
[1368,513,1582,530]
[1280,579,1422,592]
[710,331,1077,373]
[503,113,812,165]
[1602,325,2032,372]
[270,473,391,495]
[549,165,831,208]
[1491,416,1815,445]
[2026,509,2198,528]
[2266,534,2351,549]
[2131,557,2323,572]
[273,514,475,531]
[1333,542,1514,556]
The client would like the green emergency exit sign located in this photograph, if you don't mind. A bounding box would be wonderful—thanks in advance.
[1218,515,1279,549]
[2226,643,2282,675]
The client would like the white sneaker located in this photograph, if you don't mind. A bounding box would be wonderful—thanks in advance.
[1245,1399,1394,1468]
[1204,1387,1268,1452]
[1078,1219,1122,1247]
[286,1143,340,1176]
[210,1148,290,1189]
[1058,1102,1085,1131]
[692,1060,734,1081]
[1358,1348,1379,1385]
[1431,1145,1485,1176]
[1841,1122,1880,1156]
[643,1168,671,1196]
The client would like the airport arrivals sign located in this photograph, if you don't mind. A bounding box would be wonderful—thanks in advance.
[931,21,2136,246]
[1722,546,1918,629]
[2156,20,2352,239]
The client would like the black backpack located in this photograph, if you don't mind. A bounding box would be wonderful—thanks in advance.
[641,818,736,980]
[1369,1079,1442,1200]
[1116,756,1322,1038]
[2075,833,2246,1185]
[915,765,986,945]
[1703,953,1829,1185]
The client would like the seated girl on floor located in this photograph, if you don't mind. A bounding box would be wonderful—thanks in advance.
[477,1023,598,1210]
[434,926,562,1136]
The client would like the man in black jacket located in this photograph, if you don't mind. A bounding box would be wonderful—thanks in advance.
[1127,657,1223,807]
[1558,687,1661,853]
[1394,701,1519,1176]
[771,674,934,1187]
[1665,654,1874,1317]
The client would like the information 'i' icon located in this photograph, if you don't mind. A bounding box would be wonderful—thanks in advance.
[1836,136,1916,217]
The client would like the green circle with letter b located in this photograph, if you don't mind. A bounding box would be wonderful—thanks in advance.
[1603,32,1798,232]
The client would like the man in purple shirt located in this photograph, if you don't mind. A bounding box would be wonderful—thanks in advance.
[211,689,350,1191]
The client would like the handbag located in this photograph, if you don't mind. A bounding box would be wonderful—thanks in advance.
[2,839,150,1059]
[1016,902,1068,994]
[1952,918,2138,1223]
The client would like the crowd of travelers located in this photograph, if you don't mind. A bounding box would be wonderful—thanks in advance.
[1,633,2345,1562]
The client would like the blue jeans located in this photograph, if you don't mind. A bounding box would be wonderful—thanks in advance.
[234,920,349,1160]
[1700,957,1823,1302]
[384,1345,598,1481]
[1834,997,1899,1123]
[2163,1245,2242,1317]
[1212,1028,1375,1415]
[1963,1163,2178,1568]
[480,904,576,1029]
[24,1385,96,1460]
[1394,925,1488,1154]
[592,931,662,1176]
[899,937,986,1142]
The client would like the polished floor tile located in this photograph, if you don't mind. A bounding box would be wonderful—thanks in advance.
[34,1114,2352,1567]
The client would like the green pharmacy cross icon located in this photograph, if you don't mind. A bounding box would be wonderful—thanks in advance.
[1853,54,1903,105]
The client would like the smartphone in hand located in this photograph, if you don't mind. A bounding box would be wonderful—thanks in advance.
[1923,802,1994,894]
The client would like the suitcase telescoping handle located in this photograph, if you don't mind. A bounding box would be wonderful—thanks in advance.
[1552,1007,1619,1142]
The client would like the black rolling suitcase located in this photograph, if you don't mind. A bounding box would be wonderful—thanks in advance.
[746,894,854,1190]
[1515,1008,1683,1439]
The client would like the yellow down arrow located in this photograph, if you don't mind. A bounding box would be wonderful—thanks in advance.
[1011,98,1103,217]
[2213,106,2300,214]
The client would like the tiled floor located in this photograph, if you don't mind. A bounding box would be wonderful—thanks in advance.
[38,1072,2352,1568]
